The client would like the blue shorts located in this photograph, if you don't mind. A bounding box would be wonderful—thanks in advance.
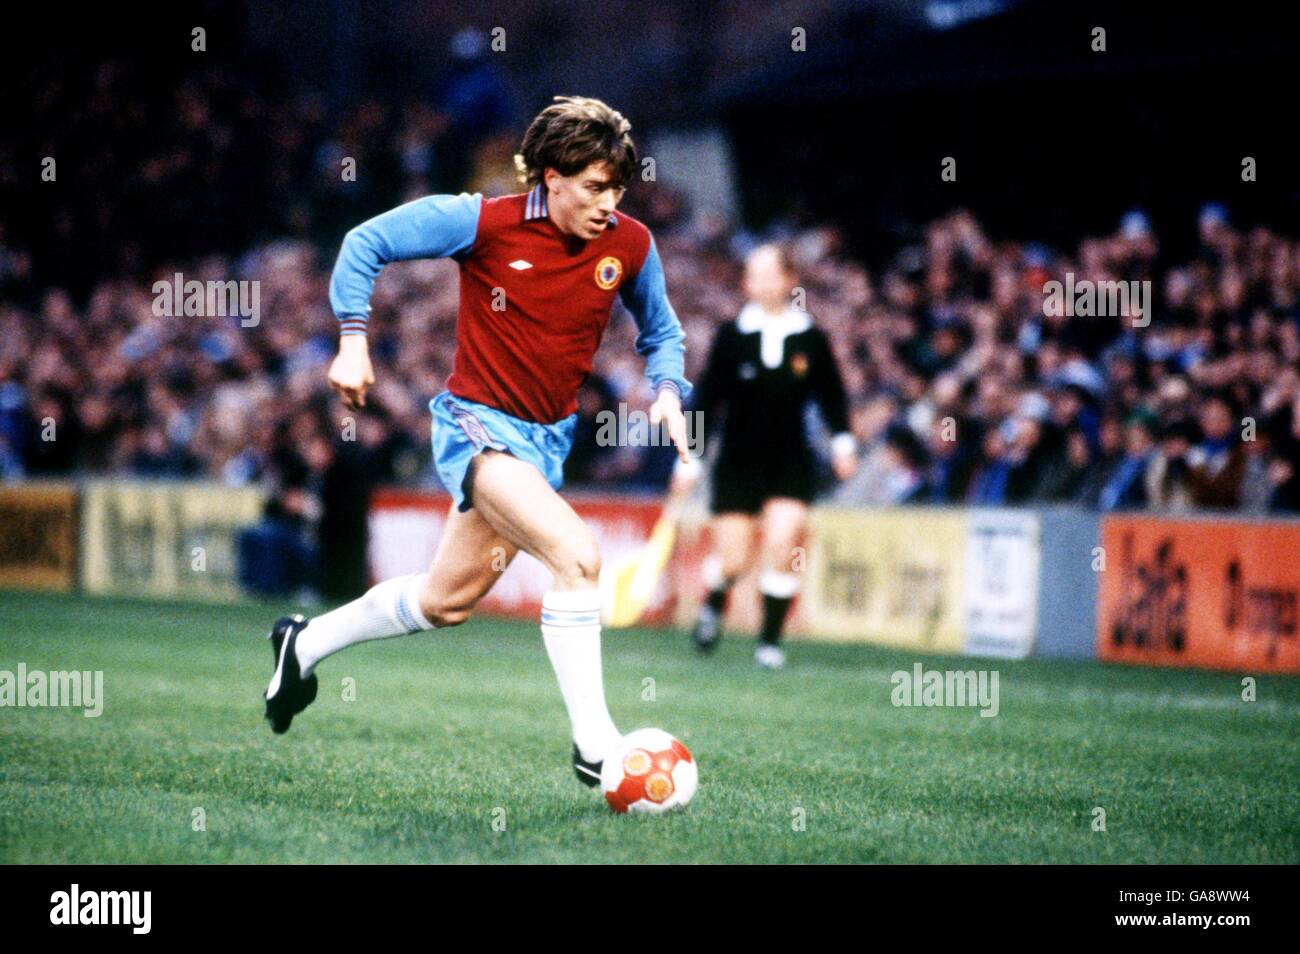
[429,391,577,512]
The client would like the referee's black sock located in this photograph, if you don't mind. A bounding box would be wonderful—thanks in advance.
[758,570,800,646]
[705,582,732,615]
[760,594,793,646]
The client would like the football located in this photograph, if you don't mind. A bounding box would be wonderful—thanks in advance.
[601,728,698,814]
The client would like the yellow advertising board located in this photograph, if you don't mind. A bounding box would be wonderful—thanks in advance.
[803,506,967,651]
[81,482,265,602]
[0,483,79,591]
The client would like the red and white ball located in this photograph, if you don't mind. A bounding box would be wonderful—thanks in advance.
[601,728,697,814]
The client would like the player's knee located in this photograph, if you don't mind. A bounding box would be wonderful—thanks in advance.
[717,543,752,579]
[554,535,601,588]
[762,540,798,572]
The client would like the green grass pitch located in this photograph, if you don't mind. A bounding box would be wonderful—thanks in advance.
[1,589,1297,864]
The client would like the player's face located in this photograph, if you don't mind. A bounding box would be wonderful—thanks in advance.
[743,246,796,311]
[545,162,626,240]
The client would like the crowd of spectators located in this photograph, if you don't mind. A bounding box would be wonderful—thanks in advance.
[825,205,1300,515]
[6,49,1300,522]
[6,35,517,300]
[6,195,1300,519]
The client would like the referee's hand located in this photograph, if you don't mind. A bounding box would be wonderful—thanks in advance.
[328,335,376,410]
[650,387,691,463]
[830,433,859,481]
[831,448,859,481]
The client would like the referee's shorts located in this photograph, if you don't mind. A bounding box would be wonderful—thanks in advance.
[709,454,818,515]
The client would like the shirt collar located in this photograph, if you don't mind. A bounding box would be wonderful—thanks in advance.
[523,185,619,227]
[524,185,548,221]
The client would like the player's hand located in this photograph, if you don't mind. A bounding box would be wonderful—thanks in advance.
[670,455,702,496]
[328,335,376,410]
[650,386,691,463]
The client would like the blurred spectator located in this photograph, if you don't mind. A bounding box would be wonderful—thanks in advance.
[237,490,319,600]
[1075,414,1125,507]
[1185,394,1246,508]
[879,424,928,504]
[1099,414,1157,511]
[1145,418,1198,511]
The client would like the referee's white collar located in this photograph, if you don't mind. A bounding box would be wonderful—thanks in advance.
[736,303,812,335]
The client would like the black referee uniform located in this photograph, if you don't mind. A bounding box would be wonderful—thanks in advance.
[692,303,852,514]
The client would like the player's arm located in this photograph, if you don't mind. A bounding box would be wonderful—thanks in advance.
[326,193,482,408]
[810,327,858,480]
[619,236,693,461]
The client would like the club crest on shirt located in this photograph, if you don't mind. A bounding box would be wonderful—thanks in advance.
[790,352,809,377]
[594,256,623,290]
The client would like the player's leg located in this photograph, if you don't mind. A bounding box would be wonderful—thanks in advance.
[294,504,516,672]
[415,506,520,626]
[691,512,757,651]
[467,449,622,780]
[264,505,516,733]
[753,496,809,669]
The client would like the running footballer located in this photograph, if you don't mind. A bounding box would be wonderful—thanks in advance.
[261,97,692,788]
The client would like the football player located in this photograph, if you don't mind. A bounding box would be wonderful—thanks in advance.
[262,97,692,790]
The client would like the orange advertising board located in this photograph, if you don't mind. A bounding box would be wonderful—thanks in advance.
[1099,515,1300,673]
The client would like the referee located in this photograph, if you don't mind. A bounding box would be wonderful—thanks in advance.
[674,244,857,668]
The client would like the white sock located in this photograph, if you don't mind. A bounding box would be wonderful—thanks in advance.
[759,569,801,599]
[541,588,621,764]
[295,573,434,677]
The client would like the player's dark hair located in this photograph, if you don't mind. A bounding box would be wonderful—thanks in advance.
[515,96,638,188]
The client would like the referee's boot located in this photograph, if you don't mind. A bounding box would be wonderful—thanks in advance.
[691,603,723,653]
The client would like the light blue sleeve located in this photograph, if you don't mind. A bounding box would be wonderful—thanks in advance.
[329,192,482,334]
[618,237,693,401]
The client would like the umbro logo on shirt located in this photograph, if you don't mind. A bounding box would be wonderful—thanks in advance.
[509,260,533,270]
